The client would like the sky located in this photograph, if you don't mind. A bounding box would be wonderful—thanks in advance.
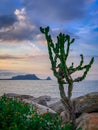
[0,0,98,80]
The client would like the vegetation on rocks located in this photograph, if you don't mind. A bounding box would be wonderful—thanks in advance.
[0,95,74,130]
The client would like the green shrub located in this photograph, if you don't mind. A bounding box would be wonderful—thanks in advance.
[0,95,31,130]
[0,96,82,130]
[0,96,75,130]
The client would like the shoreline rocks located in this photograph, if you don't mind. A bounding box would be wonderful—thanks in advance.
[74,92,98,114]
[49,92,98,115]
[3,93,56,115]
[2,92,98,130]
[3,92,98,114]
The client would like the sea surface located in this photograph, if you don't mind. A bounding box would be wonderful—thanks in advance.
[0,80,98,100]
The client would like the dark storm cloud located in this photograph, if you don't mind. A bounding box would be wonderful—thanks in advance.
[0,15,18,29]
[0,21,39,42]
[0,0,31,42]
[23,0,87,23]
[0,7,39,42]
[0,0,90,42]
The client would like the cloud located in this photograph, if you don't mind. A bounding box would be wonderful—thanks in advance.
[23,0,89,24]
[0,0,97,47]
[0,0,89,42]
[0,71,20,76]
[0,15,18,29]
[0,54,22,60]
[0,52,47,60]
[0,0,89,43]
[0,8,39,42]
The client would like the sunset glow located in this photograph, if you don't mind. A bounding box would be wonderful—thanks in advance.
[0,0,98,79]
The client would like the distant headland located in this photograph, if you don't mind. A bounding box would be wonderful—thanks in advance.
[0,74,52,80]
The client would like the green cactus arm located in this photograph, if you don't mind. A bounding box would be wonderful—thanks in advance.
[47,39,59,78]
[40,27,61,79]
[79,57,94,70]
[65,35,75,61]
[76,54,84,69]
[69,56,94,75]
[65,35,71,61]
[56,33,73,85]
[73,57,94,82]
[68,54,84,74]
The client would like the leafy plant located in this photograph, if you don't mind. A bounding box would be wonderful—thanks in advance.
[0,95,31,130]
[0,95,74,130]
[40,26,94,130]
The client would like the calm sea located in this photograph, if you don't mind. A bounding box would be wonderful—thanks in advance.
[0,80,98,100]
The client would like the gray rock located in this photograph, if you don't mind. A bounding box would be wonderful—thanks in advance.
[4,93,34,99]
[33,95,51,106]
[4,93,50,106]
[36,98,47,106]
[49,92,98,115]
[4,92,98,116]
[49,100,65,114]
[4,93,20,97]
[23,99,56,115]
[74,92,98,114]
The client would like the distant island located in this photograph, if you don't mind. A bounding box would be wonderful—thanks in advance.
[0,74,52,80]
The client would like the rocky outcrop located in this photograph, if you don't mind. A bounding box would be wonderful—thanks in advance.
[5,92,98,114]
[3,92,98,129]
[76,113,98,130]
[33,95,51,106]
[10,74,40,80]
[4,93,34,99]
[22,99,56,115]
[4,93,55,115]
[46,77,52,80]
[1,74,52,80]
[49,92,98,129]
[49,100,65,114]
[74,92,98,114]
[49,92,98,115]
[4,93,51,106]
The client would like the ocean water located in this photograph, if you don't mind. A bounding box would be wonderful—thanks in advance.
[0,80,98,100]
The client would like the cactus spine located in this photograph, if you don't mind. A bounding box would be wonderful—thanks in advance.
[40,26,94,129]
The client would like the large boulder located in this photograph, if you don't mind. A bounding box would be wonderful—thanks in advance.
[76,113,98,130]
[23,99,56,115]
[49,92,98,115]
[74,92,98,114]
[49,100,65,114]
[33,95,51,106]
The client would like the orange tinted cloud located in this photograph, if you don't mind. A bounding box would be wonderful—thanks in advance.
[0,54,52,76]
